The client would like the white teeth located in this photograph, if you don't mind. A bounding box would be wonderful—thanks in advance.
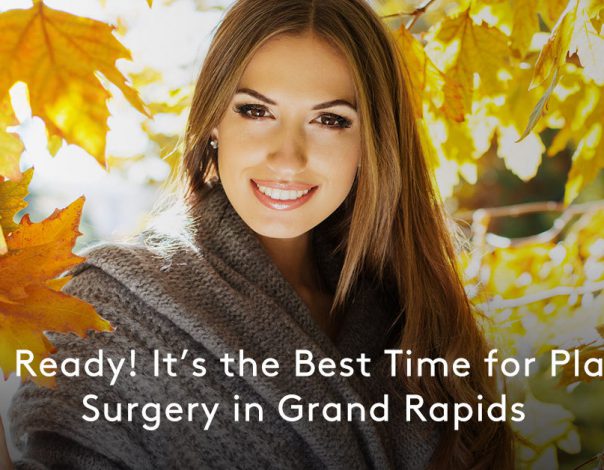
[255,183,311,200]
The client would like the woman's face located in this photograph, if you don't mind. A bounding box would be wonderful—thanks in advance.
[213,31,361,239]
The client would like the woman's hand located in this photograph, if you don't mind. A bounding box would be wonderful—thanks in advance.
[0,415,14,470]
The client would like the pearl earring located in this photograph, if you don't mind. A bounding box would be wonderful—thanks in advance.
[210,139,218,149]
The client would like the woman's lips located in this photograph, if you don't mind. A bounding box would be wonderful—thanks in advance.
[250,179,318,211]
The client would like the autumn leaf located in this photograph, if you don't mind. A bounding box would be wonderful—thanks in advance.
[0,96,23,181]
[1,197,87,300]
[564,121,603,204]
[521,0,602,148]
[569,0,604,85]
[530,1,578,89]
[518,68,560,141]
[0,196,113,387]
[396,25,465,121]
[426,8,510,111]
[538,0,571,28]
[0,2,150,168]
[511,0,540,57]
[0,166,32,236]
[530,0,604,90]
[0,283,112,387]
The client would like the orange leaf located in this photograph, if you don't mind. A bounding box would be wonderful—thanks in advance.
[0,167,33,236]
[0,196,113,387]
[1,197,86,300]
[0,284,112,387]
[0,3,150,167]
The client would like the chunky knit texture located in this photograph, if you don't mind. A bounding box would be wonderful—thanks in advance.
[8,182,438,469]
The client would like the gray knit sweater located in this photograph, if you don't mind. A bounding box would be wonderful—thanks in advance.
[8,182,438,469]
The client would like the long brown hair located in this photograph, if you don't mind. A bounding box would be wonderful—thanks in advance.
[169,0,515,467]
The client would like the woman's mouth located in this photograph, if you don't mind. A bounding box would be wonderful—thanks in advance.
[250,179,318,211]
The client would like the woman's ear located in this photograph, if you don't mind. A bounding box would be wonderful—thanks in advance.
[211,127,219,140]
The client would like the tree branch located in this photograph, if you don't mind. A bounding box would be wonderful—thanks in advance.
[380,0,438,29]
[454,199,604,248]
[455,199,604,221]
[572,451,604,470]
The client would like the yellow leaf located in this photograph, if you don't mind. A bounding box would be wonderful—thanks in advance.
[511,0,540,57]
[531,0,579,89]
[0,167,33,235]
[564,121,603,204]
[538,0,571,28]
[546,66,599,156]
[569,0,604,84]
[396,25,465,121]
[0,96,23,181]
[0,3,150,167]
[428,8,510,110]
[518,68,560,141]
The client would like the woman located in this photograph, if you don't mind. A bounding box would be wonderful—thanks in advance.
[2,0,514,468]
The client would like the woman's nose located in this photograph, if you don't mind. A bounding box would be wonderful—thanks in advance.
[266,122,307,177]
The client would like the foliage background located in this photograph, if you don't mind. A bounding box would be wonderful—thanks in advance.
[0,0,603,468]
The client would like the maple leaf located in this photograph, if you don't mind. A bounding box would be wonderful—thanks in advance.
[0,196,113,387]
[0,96,23,182]
[538,0,571,28]
[396,25,465,122]
[565,121,604,204]
[427,8,510,111]
[569,0,604,85]
[530,2,578,89]
[0,2,150,168]
[531,0,604,89]
[1,197,87,300]
[511,0,540,57]
[0,167,32,236]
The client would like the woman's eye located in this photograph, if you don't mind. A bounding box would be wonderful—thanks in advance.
[317,114,352,129]
[233,104,271,119]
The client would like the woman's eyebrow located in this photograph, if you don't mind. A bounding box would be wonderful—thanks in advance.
[235,87,357,112]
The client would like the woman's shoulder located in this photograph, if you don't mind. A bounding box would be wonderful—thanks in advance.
[67,227,207,284]
[60,232,211,320]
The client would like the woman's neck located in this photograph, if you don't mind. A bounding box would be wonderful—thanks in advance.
[256,231,319,292]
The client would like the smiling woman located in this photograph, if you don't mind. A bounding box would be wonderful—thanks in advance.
[5,0,514,469]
